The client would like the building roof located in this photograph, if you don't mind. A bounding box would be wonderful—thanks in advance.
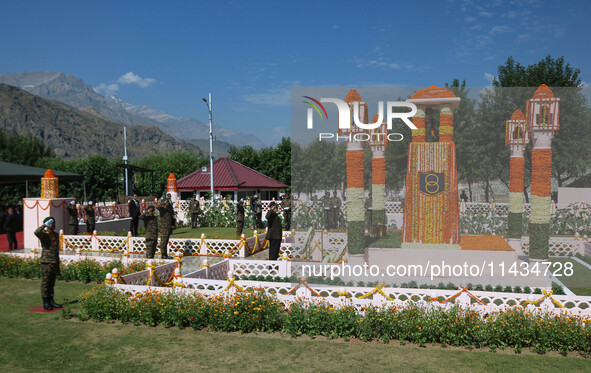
[177,157,287,191]
[532,84,554,99]
[511,110,525,120]
[0,161,83,185]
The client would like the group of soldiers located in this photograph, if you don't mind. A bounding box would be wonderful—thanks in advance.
[321,191,341,230]
[66,200,96,235]
[140,196,175,260]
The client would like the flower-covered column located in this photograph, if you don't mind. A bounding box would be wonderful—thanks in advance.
[505,110,529,250]
[369,113,387,226]
[527,85,560,259]
[41,169,59,198]
[344,89,366,255]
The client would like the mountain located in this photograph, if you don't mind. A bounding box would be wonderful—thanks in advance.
[0,83,200,159]
[0,71,265,148]
[113,95,266,148]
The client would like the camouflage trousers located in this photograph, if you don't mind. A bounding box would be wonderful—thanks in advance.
[236,220,244,236]
[158,235,170,257]
[70,224,79,235]
[145,238,158,259]
[86,222,95,234]
[41,262,59,298]
[191,214,199,228]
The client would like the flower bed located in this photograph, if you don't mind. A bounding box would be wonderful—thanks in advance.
[79,285,591,355]
[0,255,145,283]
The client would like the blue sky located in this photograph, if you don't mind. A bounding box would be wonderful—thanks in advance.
[1,0,589,146]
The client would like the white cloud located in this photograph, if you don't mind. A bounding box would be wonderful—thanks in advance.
[332,24,340,29]
[489,25,512,35]
[243,88,291,106]
[465,16,476,23]
[93,83,119,95]
[484,73,495,84]
[117,72,156,88]
[479,11,493,17]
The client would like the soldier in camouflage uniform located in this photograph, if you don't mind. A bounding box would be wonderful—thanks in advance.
[157,198,174,259]
[139,205,158,259]
[331,191,341,229]
[281,194,292,231]
[189,197,201,229]
[34,217,62,311]
[84,201,96,234]
[236,198,245,236]
[66,200,79,235]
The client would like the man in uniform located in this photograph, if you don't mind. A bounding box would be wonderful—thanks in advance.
[265,201,283,260]
[331,191,341,229]
[236,198,245,236]
[189,197,201,229]
[140,206,158,259]
[35,217,62,310]
[128,194,141,236]
[66,200,79,235]
[322,191,332,230]
[157,198,174,259]
[251,194,263,229]
[281,193,292,231]
[84,201,96,234]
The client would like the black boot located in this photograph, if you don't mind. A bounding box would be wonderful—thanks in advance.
[43,297,53,311]
[50,297,62,309]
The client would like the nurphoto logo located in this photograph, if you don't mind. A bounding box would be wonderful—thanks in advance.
[303,96,417,142]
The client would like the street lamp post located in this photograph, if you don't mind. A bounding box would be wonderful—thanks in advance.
[202,93,214,203]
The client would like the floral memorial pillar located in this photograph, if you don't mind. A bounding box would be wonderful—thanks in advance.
[402,87,460,247]
[343,89,366,255]
[527,85,560,259]
[505,110,529,251]
[167,173,179,204]
[369,113,387,225]
[41,169,59,198]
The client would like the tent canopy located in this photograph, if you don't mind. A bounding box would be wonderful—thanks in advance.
[0,161,83,185]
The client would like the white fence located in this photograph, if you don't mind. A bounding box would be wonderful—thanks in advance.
[58,230,272,259]
[110,257,591,317]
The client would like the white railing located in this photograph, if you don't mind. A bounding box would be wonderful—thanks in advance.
[110,274,591,317]
[59,230,270,259]
[521,236,590,256]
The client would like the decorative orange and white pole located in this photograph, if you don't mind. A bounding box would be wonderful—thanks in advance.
[369,113,387,226]
[527,85,559,259]
[505,110,529,252]
[167,173,178,203]
[343,89,366,255]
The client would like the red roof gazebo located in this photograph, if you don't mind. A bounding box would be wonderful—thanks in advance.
[177,157,287,201]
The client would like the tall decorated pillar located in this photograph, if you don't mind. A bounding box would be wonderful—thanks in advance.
[24,170,74,250]
[167,173,179,203]
[369,113,387,225]
[505,110,529,251]
[343,89,366,255]
[41,169,59,198]
[403,86,460,247]
[527,84,560,259]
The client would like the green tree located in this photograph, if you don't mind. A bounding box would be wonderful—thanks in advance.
[492,55,590,187]
[229,137,291,188]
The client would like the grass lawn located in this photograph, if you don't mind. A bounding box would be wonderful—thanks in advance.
[1,278,591,372]
[550,257,591,296]
[172,226,257,239]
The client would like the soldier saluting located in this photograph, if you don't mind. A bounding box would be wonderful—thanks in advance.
[84,201,96,234]
[66,200,79,235]
[157,198,174,260]
[140,205,158,259]
[35,217,62,311]
[281,193,292,231]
